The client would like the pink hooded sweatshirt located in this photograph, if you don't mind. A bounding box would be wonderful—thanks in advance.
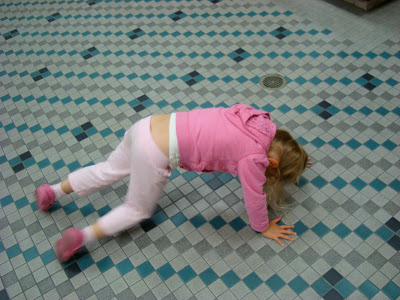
[176,104,276,232]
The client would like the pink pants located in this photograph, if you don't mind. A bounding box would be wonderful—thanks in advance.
[68,117,171,235]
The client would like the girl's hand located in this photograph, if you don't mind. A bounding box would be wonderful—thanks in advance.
[261,217,297,247]
[306,157,312,168]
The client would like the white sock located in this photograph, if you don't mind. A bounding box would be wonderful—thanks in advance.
[82,226,97,244]
[51,183,67,201]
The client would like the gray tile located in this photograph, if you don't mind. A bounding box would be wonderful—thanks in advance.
[257,244,276,262]
[56,280,74,298]
[193,239,213,256]
[117,288,136,300]
[345,250,365,268]
[38,277,55,295]
[174,237,192,254]
[215,241,234,259]
[2,271,17,288]
[19,274,35,291]
[301,248,320,266]
[236,243,255,261]
[96,285,114,300]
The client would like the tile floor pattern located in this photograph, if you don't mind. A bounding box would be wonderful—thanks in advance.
[1,0,400,299]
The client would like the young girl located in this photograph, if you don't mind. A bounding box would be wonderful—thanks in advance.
[35,104,310,262]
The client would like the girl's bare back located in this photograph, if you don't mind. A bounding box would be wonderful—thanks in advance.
[150,114,171,157]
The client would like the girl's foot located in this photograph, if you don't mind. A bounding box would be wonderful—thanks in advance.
[56,228,84,262]
[34,184,56,211]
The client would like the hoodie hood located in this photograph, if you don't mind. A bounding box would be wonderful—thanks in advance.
[225,104,276,153]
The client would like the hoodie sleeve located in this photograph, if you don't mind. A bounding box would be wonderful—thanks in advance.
[237,155,270,232]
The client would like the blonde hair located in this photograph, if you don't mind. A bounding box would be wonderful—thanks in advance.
[264,129,308,212]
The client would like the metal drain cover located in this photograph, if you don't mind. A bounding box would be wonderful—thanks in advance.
[260,74,286,90]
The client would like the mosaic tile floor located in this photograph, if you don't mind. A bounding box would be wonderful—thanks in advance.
[1,0,400,299]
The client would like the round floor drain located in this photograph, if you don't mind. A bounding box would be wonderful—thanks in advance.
[260,74,286,90]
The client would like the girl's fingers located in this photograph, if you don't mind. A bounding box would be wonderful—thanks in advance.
[275,238,285,247]
[282,230,297,235]
[279,235,294,242]
[281,225,295,229]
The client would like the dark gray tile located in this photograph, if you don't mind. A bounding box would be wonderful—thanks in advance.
[138,290,156,300]
[341,200,360,215]
[134,234,152,250]
[279,246,298,264]
[300,248,320,265]
[20,274,35,291]
[345,250,364,268]
[76,283,95,300]
[117,288,136,300]
[115,232,134,248]
[27,221,42,236]
[257,244,276,262]
[215,241,233,258]
[38,277,55,294]
[323,249,342,266]
[236,243,255,260]
[174,237,192,254]
[57,280,74,298]
[194,239,212,256]
[223,193,240,206]
[154,236,172,252]
[96,285,113,300]
[367,251,387,269]
[2,271,17,287]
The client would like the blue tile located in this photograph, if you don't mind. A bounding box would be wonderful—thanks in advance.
[311,278,331,296]
[376,226,394,241]
[359,280,379,299]
[229,217,247,232]
[331,177,347,190]
[152,210,168,225]
[336,278,355,298]
[157,263,176,280]
[190,214,207,228]
[137,261,155,278]
[41,249,56,264]
[210,216,227,230]
[389,179,400,193]
[354,224,373,240]
[364,139,379,150]
[382,281,400,300]
[350,178,367,191]
[312,222,330,238]
[333,223,351,238]
[178,265,197,283]
[266,274,285,292]
[63,202,79,215]
[96,257,114,273]
[15,197,29,209]
[116,258,134,275]
[23,247,39,262]
[77,254,95,271]
[199,268,218,285]
[382,140,397,151]
[171,212,187,227]
[80,203,95,217]
[221,270,240,288]
[293,221,308,236]
[289,276,309,294]
[98,205,111,217]
[243,272,263,290]
[6,244,21,259]
[311,176,328,188]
